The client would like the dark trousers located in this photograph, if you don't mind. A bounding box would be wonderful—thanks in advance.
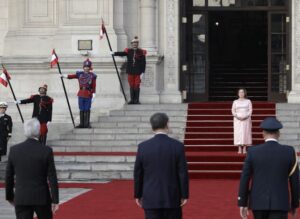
[253,210,288,219]
[15,205,52,219]
[144,208,182,219]
[0,138,8,156]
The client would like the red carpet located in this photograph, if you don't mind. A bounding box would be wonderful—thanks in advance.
[185,102,276,179]
[0,180,298,219]
[50,180,250,219]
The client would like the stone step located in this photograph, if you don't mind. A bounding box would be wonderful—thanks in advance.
[91,121,185,128]
[56,170,133,180]
[110,110,187,117]
[98,116,186,122]
[123,104,188,111]
[71,127,185,134]
[276,104,300,110]
[51,146,137,152]
[59,133,181,141]
[0,169,133,181]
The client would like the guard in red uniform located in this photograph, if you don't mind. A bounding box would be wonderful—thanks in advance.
[16,84,53,145]
[62,59,97,128]
[113,36,147,104]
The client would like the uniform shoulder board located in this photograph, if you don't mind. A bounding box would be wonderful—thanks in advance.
[124,48,129,53]
[142,49,147,56]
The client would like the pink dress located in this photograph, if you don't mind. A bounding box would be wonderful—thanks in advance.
[231,99,252,146]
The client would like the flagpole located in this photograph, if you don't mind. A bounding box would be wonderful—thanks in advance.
[53,57,76,128]
[2,64,24,123]
[103,26,128,103]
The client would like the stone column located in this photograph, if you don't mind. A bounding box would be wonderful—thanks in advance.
[160,0,182,103]
[288,0,300,103]
[139,0,157,53]
[114,0,128,50]
[0,0,8,56]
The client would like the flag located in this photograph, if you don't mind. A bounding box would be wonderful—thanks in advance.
[0,66,11,87]
[51,49,59,68]
[100,19,106,40]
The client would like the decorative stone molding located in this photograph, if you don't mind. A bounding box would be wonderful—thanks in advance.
[160,0,182,103]
[62,0,110,26]
[24,0,57,27]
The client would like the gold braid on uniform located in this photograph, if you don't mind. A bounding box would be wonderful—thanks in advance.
[289,150,298,177]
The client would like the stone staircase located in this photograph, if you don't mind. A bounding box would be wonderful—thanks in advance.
[1,103,300,182]
[276,103,300,152]
[0,104,187,181]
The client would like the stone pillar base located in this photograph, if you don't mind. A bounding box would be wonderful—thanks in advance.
[287,91,300,103]
[159,91,182,103]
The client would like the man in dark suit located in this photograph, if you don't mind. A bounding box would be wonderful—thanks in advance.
[134,113,189,219]
[238,117,299,219]
[5,118,59,219]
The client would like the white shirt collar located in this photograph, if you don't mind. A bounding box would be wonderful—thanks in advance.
[265,138,278,142]
[154,131,168,136]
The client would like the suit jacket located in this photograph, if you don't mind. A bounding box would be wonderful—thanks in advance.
[20,95,53,123]
[238,140,299,211]
[5,138,59,206]
[134,134,189,209]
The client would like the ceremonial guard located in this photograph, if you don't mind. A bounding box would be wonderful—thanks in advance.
[0,102,12,161]
[16,84,53,145]
[62,59,97,128]
[113,36,147,104]
[238,117,299,219]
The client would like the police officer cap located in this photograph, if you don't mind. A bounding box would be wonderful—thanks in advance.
[260,117,283,131]
[0,101,8,108]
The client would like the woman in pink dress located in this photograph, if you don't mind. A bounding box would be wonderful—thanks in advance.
[231,88,252,154]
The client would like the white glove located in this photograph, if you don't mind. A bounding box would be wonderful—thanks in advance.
[92,93,96,102]
[60,74,68,78]
[47,121,51,128]
[140,73,144,80]
[14,100,21,104]
[110,51,114,55]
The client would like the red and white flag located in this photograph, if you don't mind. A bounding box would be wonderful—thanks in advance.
[0,66,11,87]
[100,19,106,40]
[50,49,59,68]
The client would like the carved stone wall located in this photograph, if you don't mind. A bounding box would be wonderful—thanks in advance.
[160,0,182,103]
[0,0,182,115]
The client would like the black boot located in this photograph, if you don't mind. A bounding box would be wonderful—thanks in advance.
[128,88,135,104]
[84,110,92,128]
[134,88,141,104]
[76,111,84,128]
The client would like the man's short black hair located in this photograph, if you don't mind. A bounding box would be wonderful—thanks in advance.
[150,113,169,131]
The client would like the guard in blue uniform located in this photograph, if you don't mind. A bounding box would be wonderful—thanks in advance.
[63,59,97,128]
[238,117,299,219]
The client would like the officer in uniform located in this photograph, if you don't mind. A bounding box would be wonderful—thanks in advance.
[238,117,299,219]
[16,84,53,145]
[0,102,12,161]
[62,59,97,128]
[112,36,147,104]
